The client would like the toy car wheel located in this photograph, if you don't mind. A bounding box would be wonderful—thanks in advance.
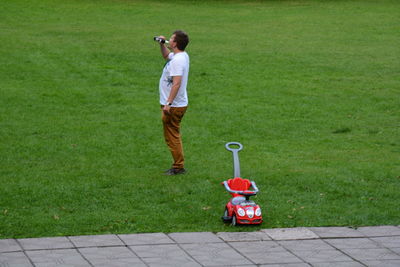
[232,214,237,226]
[224,208,228,217]
[222,208,232,223]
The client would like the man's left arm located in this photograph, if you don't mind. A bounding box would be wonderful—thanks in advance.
[163,75,182,114]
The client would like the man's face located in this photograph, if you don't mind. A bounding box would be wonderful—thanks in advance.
[168,34,177,49]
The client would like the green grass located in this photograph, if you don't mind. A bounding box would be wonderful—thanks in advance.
[1,0,399,238]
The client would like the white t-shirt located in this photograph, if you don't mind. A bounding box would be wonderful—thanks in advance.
[159,52,190,107]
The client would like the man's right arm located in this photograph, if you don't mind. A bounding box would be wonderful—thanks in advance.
[158,36,170,59]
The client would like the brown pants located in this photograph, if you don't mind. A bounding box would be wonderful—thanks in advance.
[161,106,188,169]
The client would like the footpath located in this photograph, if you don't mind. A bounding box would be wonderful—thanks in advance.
[1,225,400,266]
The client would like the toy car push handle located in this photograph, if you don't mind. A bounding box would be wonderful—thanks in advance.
[223,180,259,196]
[225,142,243,178]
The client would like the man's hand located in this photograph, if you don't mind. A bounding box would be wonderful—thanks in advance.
[163,104,171,114]
[158,35,166,43]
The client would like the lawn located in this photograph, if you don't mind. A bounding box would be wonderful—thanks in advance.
[0,0,399,238]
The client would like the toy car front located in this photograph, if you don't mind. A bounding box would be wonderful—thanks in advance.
[234,205,262,224]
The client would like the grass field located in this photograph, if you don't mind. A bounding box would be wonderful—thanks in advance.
[1,0,399,238]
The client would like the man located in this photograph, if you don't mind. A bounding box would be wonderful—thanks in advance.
[157,30,190,175]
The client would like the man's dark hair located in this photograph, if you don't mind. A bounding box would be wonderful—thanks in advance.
[173,30,189,51]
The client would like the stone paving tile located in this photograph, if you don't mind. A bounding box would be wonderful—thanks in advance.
[325,237,382,249]
[18,236,74,250]
[0,251,33,266]
[79,246,146,267]
[251,251,304,265]
[229,241,304,265]
[168,232,222,243]
[278,239,335,251]
[362,259,400,267]
[118,232,174,245]
[216,231,271,242]
[127,244,184,258]
[390,247,400,254]
[26,248,91,267]
[143,257,201,267]
[308,227,365,238]
[310,262,364,267]
[69,234,124,247]
[357,226,400,237]
[129,244,200,266]
[290,249,354,264]
[229,240,285,253]
[370,236,400,248]
[262,227,319,240]
[241,251,303,265]
[342,248,400,261]
[0,239,22,252]
[259,264,310,267]
[181,242,253,266]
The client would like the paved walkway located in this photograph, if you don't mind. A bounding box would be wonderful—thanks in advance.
[1,226,400,266]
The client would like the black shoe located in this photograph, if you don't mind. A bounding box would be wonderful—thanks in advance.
[164,168,186,175]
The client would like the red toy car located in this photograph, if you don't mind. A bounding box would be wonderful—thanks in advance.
[222,142,263,226]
